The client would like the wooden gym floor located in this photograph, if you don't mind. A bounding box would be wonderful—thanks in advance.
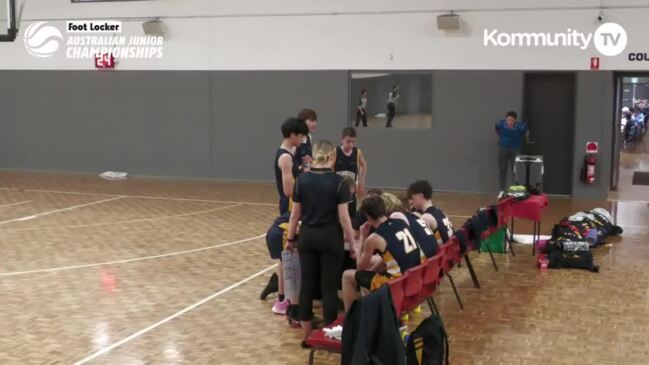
[0,170,647,365]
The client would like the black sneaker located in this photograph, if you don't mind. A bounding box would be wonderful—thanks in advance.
[259,273,278,300]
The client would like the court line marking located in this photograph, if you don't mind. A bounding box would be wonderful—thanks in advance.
[0,187,276,206]
[73,263,277,365]
[3,203,243,232]
[0,196,125,226]
[0,200,31,208]
[0,234,265,277]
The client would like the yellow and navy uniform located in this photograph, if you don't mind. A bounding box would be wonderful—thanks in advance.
[265,213,299,260]
[362,219,423,291]
[425,206,454,244]
[274,148,298,215]
[405,212,439,258]
[334,146,362,214]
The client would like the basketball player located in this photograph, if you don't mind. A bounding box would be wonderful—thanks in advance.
[296,108,318,173]
[274,118,308,215]
[334,127,367,213]
[355,89,368,127]
[263,118,307,312]
[407,180,455,244]
[381,192,439,258]
[342,196,422,311]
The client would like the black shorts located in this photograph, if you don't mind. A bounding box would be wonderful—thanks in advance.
[355,270,392,291]
[266,224,284,260]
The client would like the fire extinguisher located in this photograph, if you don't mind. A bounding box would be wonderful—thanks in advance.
[581,154,596,184]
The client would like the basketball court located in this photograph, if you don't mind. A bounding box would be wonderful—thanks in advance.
[0,170,644,364]
[1,1,649,364]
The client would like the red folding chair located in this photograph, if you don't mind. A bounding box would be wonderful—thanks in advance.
[402,264,425,313]
[422,254,444,315]
[387,272,408,316]
[456,227,481,289]
[306,274,409,365]
[439,242,464,310]
[306,314,344,365]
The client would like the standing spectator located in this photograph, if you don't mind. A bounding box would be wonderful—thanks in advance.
[286,140,356,348]
[386,85,400,128]
[495,111,529,192]
[355,89,368,127]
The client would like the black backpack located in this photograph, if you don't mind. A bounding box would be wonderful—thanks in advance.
[547,250,599,273]
[406,314,449,365]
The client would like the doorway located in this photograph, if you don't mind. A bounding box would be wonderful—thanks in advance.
[523,72,576,195]
[610,74,649,201]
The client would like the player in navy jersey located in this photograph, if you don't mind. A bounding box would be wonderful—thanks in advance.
[381,192,439,258]
[264,118,307,315]
[274,118,308,215]
[296,108,318,174]
[334,127,367,214]
[407,180,455,244]
[342,196,422,311]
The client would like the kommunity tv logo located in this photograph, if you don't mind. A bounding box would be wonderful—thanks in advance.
[484,22,628,57]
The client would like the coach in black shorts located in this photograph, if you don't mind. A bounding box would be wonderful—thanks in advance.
[286,139,356,347]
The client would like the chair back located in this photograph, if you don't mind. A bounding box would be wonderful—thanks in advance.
[402,264,425,313]
[387,272,408,316]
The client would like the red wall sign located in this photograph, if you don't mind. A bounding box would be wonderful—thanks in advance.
[590,57,600,70]
[586,141,598,153]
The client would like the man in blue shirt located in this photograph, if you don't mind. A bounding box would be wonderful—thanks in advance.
[495,111,529,191]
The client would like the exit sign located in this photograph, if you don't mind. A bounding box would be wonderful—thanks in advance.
[95,53,116,69]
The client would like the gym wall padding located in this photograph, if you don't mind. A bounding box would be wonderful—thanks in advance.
[0,70,613,199]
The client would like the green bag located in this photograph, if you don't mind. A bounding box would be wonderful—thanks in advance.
[480,228,506,254]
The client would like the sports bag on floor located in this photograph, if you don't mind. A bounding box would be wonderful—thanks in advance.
[547,250,599,273]
[406,314,449,365]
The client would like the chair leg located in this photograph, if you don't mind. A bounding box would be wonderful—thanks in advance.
[463,254,481,289]
[486,245,499,272]
[532,221,539,256]
[505,227,516,257]
[308,348,317,365]
[427,297,439,315]
[446,273,464,310]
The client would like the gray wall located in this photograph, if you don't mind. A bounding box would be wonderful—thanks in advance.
[0,70,613,199]
[572,71,614,199]
[0,70,348,180]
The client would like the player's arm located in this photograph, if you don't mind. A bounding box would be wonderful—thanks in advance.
[357,233,384,271]
[278,153,294,198]
[420,212,438,231]
[357,149,367,197]
[286,202,301,250]
[338,203,356,251]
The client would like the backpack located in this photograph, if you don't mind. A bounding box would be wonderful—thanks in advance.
[547,250,599,273]
[406,314,449,365]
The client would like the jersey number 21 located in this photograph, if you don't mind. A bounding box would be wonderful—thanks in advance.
[396,229,418,254]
